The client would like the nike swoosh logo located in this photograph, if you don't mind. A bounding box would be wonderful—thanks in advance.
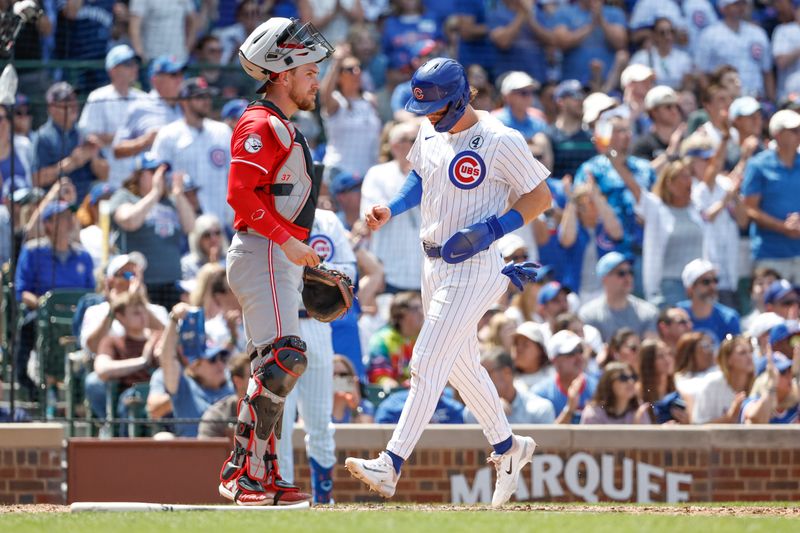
[424,135,435,140]
[362,465,388,474]
[505,458,513,475]
[449,251,469,259]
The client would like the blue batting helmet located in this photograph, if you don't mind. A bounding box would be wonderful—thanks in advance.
[405,58,470,133]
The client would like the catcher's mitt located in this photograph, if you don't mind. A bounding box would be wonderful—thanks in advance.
[302,265,354,323]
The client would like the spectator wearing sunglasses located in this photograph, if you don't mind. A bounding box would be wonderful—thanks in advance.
[581,362,651,424]
[656,307,693,351]
[181,214,228,281]
[763,279,800,322]
[632,86,686,174]
[532,329,597,424]
[493,72,548,141]
[742,352,799,424]
[155,302,235,437]
[692,335,754,424]
[677,259,742,342]
[579,252,657,343]
[629,18,693,90]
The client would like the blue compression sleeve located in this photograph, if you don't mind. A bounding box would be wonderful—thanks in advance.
[387,170,423,217]
[494,208,524,237]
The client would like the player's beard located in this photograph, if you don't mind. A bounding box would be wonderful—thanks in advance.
[290,85,316,112]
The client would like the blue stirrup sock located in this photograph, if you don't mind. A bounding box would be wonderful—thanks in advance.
[388,170,423,217]
[492,436,514,456]
[385,450,405,474]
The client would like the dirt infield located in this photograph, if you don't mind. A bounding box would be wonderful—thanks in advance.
[3,503,799,516]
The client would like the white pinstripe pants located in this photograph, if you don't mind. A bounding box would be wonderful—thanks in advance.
[277,317,336,483]
[386,246,513,459]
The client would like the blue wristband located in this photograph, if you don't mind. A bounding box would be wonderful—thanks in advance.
[495,209,524,238]
[388,170,423,217]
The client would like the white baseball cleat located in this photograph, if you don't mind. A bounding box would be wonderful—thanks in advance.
[487,435,536,508]
[344,452,399,498]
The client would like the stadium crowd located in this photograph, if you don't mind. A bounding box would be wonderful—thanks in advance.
[0,0,799,435]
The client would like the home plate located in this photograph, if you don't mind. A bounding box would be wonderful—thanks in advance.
[70,501,310,512]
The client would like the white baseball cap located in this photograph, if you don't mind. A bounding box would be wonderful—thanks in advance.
[746,312,785,338]
[497,234,527,259]
[644,85,678,111]
[514,321,545,346]
[768,109,800,137]
[500,71,539,96]
[728,96,761,121]
[106,252,148,278]
[546,330,583,361]
[583,92,619,126]
[681,258,716,289]
[621,64,654,88]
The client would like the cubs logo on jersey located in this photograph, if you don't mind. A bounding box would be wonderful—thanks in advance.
[309,234,335,261]
[448,150,486,190]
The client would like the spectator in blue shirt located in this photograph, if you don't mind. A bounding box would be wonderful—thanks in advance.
[32,82,109,201]
[14,201,95,398]
[381,0,440,88]
[493,71,549,140]
[487,0,554,82]
[374,388,465,424]
[677,259,742,344]
[741,352,799,424]
[453,0,495,72]
[552,0,627,87]
[55,0,116,90]
[532,329,597,424]
[155,302,235,437]
[742,110,800,284]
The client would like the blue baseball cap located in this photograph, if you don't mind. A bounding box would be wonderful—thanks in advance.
[186,345,230,365]
[537,281,567,305]
[148,55,186,78]
[554,79,584,100]
[769,322,800,346]
[41,201,73,221]
[221,98,248,121]
[134,151,168,172]
[765,279,798,305]
[329,170,363,195]
[88,182,117,205]
[596,251,630,278]
[105,44,138,71]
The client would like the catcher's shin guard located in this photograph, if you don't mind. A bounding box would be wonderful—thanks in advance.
[233,336,308,481]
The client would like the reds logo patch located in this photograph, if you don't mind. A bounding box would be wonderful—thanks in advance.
[750,43,763,61]
[308,234,334,261]
[252,209,265,221]
[413,87,424,100]
[448,150,486,190]
[244,133,262,153]
[210,148,226,168]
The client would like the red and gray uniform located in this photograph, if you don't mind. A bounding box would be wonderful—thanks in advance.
[226,100,321,357]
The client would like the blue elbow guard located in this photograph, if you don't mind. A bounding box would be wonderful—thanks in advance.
[441,209,525,264]
[388,170,423,217]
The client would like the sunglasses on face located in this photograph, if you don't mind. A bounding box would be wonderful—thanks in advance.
[614,268,634,278]
[202,229,222,238]
[342,66,361,74]
[513,89,535,97]
[560,347,583,358]
[507,253,529,263]
[698,277,719,286]
[15,108,30,117]
[334,371,353,378]
[778,298,800,307]
[209,352,229,364]
[616,373,638,383]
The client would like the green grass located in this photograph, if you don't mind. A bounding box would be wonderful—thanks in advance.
[1,508,799,533]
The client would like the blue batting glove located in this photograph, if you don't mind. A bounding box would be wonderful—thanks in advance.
[501,261,541,291]
[441,216,502,264]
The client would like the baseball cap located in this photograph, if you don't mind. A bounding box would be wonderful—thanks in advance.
[583,92,619,125]
[596,251,630,278]
[409,39,438,61]
[514,321,545,346]
[45,81,75,104]
[546,329,583,361]
[554,79,584,101]
[179,77,219,99]
[497,234,527,259]
[769,109,800,137]
[746,312,785,338]
[105,44,138,71]
[680,133,715,159]
[728,96,761,121]
[644,85,678,111]
[329,171,363,195]
[764,279,798,305]
[149,55,186,78]
[134,151,167,172]
[681,258,716,289]
[106,252,148,278]
[769,322,800,346]
[717,0,745,7]
[500,71,539,96]
[5,185,44,205]
[221,98,248,121]
[41,201,73,222]
[620,64,654,88]
[537,281,567,305]
[1,176,30,201]
[186,345,231,366]
[88,183,117,205]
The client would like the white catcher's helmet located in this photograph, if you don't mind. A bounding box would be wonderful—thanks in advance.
[239,17,334,81]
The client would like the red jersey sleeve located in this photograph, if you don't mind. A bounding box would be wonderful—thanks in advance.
[227,109,293,244]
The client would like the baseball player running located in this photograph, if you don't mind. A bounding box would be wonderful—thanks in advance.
[345,58,552,508]
[277,208,357,504]
[217,17,334,506]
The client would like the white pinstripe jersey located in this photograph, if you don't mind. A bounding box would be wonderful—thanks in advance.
[408,112,550,245]
[360,160,422,290]
[308,208,357,281]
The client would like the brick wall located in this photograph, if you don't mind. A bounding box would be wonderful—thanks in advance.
[0,424,64,504]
